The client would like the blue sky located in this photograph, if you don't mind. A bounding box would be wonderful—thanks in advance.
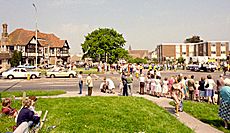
[1,0,230,54]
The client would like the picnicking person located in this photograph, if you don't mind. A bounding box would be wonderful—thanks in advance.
[1,98,18,118]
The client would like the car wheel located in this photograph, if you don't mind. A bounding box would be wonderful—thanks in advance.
[50,74,55,78]
[69,74,74,78]
[8,75,14,79]
[31,74,36,79]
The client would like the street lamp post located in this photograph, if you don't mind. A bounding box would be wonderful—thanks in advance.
[33,3,38,69]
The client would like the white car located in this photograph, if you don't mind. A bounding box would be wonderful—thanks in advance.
[46,68,76,78]
[2,68,41,79]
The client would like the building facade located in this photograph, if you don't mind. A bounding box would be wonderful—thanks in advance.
[0,24,70,66]
[0,24,11,69]
[157,41,229,64]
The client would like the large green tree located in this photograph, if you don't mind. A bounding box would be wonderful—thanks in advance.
[10,50,22,67]
[184,35,203,43]
[81,28,128,64]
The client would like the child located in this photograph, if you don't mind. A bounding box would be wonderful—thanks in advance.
[1,98,18,118]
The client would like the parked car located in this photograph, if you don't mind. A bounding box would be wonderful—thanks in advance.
[2,68,41,79]
[39,64,55,69]
[190,65,199,71]
[199,64,216,72]
[187,64,199,71]
[46,68,76,78]
[18,64,36,69]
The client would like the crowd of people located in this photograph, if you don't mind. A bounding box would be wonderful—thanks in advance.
[1,96,41,132]
[117,65,229,128]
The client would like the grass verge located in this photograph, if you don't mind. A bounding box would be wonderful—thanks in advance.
[1,97,193,133]
[0,90,66,98]
[75,68,103,74]
[170,100,230,133]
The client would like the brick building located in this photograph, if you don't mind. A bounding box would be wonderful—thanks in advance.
[157,41,229,63]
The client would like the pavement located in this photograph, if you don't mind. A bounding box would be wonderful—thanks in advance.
[13,91,223,133]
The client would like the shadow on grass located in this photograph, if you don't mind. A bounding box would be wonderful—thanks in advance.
[164,107,176,114]
[200,119,229,131]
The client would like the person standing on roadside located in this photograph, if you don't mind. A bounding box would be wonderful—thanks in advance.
[204,75,216,104]
[121,72,128,96]
[78,71,83,94]
[217,74,225,105]
[139,74,145,95]
[187,75,195,101]
[86,73,93,96]
[218,78,230,129]
[127,73,133,96]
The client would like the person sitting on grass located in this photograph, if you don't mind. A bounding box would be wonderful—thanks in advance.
[1,98,18,118]
[28,96,42,121]
[16,99,40,128]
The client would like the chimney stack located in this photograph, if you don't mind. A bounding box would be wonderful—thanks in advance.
[2,23,8,38]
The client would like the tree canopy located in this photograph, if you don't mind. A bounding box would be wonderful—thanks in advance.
[81,28,128,64]
[184,36,203,43]
[10,50,22,67]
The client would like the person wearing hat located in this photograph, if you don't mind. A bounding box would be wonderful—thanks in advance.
[218,78,230,129]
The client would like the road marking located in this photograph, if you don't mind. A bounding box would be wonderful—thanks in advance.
[0,85,22,88]
[49,84,77,87]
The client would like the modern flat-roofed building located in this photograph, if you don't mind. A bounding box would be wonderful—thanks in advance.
[157,41,229,64]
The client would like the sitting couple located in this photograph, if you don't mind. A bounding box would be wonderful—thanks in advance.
[16,96,42,128]
[100,77,115,94]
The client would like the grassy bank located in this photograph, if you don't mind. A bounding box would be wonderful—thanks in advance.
[0,90,66,98]
[1,97,193,133]
[170,101,229,133]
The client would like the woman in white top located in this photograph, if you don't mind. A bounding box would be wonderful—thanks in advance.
[86,73,93,96]
[155,76,162,98]
[204,75,216,103]
[162,77,169,96]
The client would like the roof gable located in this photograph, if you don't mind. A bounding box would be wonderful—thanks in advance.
[7,29,67,48]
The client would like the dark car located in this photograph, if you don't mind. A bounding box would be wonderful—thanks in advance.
[199,64,216,72]
[190,65,199,71]
[187,64,199,71]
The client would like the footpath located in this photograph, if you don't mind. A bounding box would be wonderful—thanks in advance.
[17,91,223,133]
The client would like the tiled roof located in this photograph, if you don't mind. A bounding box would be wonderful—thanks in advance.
[7,28,67,48]
[128,50,149,59]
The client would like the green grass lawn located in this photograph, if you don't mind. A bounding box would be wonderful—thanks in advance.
[0,90,66,98]
[1,97,193,133]
[75,68,103,74]
[170,101,230,133]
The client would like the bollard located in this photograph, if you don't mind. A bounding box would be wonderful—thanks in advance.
[22,91,26,106]
[27,73,30,80]
[0,93,2,102]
